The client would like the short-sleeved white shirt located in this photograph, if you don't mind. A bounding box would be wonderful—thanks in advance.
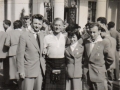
[44,32,66,58]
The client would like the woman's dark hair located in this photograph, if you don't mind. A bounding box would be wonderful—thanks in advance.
[32,14,43,22]
[13,20,22,29]
[68,30,81,40]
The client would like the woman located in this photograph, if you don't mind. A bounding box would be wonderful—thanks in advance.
[65,29,84,90]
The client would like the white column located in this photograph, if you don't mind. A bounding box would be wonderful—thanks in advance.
[33,0,44,16]
[0,0,4,31]
[96,0,107,20]
[7,0,29,23]
[38,0,44,16]
[78,0,88,31]
[54,0,64,20]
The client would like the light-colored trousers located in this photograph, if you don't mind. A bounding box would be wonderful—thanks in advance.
[19,72,43,90]
[66,78,82,90]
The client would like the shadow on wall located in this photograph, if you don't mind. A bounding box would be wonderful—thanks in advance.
[19,8,25,21]
[108,1,117,23]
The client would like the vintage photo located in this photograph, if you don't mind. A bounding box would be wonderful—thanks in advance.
[0,0,120,90]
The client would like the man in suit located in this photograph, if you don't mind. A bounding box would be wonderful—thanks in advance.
[83,23,114,90]
[100,28,116,90]
[1,20,11,88]
[108,21,120,80]
[97,17,109,34]
[16,14,45,90]
[3,20,11,32]
[5,20,23,83]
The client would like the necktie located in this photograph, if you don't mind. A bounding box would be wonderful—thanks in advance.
[36,33,40,48]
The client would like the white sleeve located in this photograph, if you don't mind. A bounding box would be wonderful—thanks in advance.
[43,36,48,48]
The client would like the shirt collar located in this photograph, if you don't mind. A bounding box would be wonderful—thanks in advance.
[88,35,102,43]
[70,41,78,48]
[14,28,22,31]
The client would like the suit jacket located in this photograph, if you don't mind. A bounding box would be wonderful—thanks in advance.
[104,36,116,68]
[5,30,22,56]
[84,37,114,82]
[65,39,84,78]
[0,31,8,58]
[109,29,120,51]
[16,31,45,78]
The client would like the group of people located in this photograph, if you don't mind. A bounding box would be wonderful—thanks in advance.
[0,14,120,90]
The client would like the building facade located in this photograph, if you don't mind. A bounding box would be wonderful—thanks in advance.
[0,0,120,31]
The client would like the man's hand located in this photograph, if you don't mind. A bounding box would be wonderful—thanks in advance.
[19,73,25,79]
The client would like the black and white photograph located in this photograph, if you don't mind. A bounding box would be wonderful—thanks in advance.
[0,0,120,90]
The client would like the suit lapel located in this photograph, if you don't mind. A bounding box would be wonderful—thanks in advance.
[28,32,40,52]
[72,43,80,55]
[90,42,99,58]
[38,32,44,54]
[66,46,74,58]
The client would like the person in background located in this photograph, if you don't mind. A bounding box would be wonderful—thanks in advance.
[97,17,109,34]
[3,20,11,32]
[81,23,90,40]
[5,20,23,88]
[108,21,120,80]
[17,14,45,90]
[65,28,84,90]
[22,15,32,32]
[83,23,114,90]
[100,28,116,90]
[43,18,66,90]
[1,20,11,89]
[41,19,52,36]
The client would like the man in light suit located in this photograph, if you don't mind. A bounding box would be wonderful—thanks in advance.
[108,22,120,80]
[83,23,114,90]
[5,20,23,82]
[1,20,11,87]
[100,28,116,90]
[16,14,45,90]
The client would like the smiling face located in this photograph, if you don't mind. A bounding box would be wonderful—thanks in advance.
[53,20,64,34]
[69,34,78,45]
[32,19,43,32]
[89,26,101,40]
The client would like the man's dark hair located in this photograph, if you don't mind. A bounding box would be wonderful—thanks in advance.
[101,17,107,25]
[107,21,115,30]
[89,23,102,31]
[97,17,102,22]
[97,17,107,25]
[23,15,30,20]
[13,20,22,29]
[3,20,11,26]
[32,14,43,22]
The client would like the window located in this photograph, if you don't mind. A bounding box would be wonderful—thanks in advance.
[88,1,96,22]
